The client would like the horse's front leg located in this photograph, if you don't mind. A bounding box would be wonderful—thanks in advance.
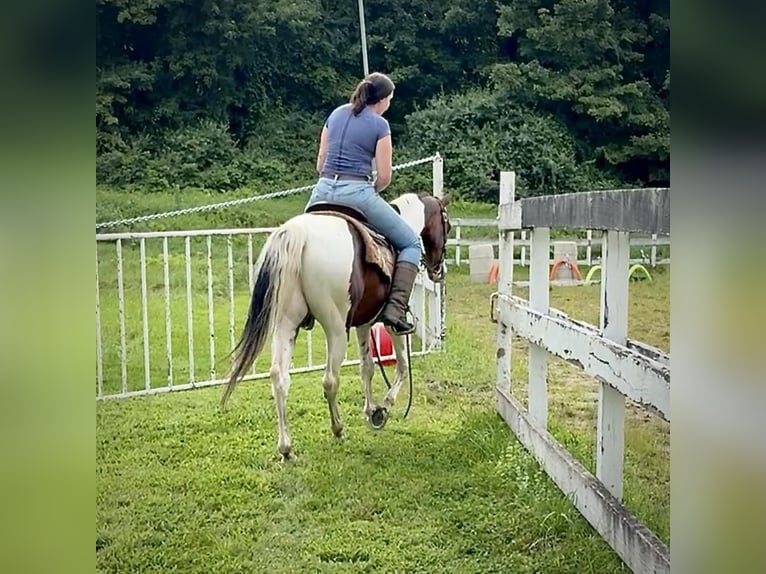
[355,323,376,422]
[379,329,410,413]
[364,328,410,430]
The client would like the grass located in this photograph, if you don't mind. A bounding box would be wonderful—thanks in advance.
[97,272,668,573]
[97,188,669,572]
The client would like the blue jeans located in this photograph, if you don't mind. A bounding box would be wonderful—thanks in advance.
[305,178,422,265]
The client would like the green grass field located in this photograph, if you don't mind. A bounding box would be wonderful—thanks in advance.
[97,188,669,573]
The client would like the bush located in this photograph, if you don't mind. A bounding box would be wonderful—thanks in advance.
[96,121,253,191]
[96,111,325,193]
[400,88,622,202]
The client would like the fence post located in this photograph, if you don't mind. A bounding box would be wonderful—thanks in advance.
[96,247,104,399]
[432,153,446,351]
[417,275,427,348]
[428,274,441,350]
[206,236,216,381]
[496,172,516,392]
[116,239,127,395]
[520,230,527,267]
[455,222,462,266]
[432,152,443,199]
[163,238,173,388]
[140,238,151,391]
[596,229,630,499]
[528,227,550,428]
[586,230,593,266]
[185,236,195,384]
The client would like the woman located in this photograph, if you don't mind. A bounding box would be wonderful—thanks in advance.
[305,72,420,335]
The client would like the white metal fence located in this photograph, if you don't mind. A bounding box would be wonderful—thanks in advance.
[490,174,670,573]
[96,155,446,400]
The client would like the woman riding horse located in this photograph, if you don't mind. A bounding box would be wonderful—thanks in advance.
[222,73,451,461]
[304,72,420,336]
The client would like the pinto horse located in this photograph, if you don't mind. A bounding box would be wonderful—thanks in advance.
[221,192,451,460]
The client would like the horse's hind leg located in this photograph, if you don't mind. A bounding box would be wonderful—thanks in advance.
[323,314,348,439]
[354,323,376,422]
[269,292,307,461]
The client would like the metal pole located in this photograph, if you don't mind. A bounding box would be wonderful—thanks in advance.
[358,0,369,75]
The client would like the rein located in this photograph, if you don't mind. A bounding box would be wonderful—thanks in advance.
[370,329,414,419]
[422,204,449,280]
[365,199,448,422]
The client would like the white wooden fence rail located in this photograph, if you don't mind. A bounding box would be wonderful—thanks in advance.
[491,173,670,574]
[448,219,670,267]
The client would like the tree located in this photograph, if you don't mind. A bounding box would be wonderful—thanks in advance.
[492,0,669,185]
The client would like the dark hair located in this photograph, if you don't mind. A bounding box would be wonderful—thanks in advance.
[349,72,395,115]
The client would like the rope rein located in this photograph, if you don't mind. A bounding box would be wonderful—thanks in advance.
[369,326,414,420]
[96,154,439,230]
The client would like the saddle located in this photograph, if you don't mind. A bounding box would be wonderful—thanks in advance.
[305,202,396,282]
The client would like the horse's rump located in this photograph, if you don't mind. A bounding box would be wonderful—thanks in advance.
[307,210,395,282]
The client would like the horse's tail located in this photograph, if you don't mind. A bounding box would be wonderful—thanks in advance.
[221,223,307,407]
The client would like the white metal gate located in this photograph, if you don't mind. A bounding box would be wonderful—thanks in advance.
[96,156,445,400]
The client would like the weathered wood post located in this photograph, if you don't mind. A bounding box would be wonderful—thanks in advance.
[597,229,630,499]
[528,225,550,428]
[495,171,518,391]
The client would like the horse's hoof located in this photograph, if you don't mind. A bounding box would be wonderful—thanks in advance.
[369,407,389,430]
[282,451,298,464]
[299,314,315,331]
[332,423,345,439]
[279,448,297,463]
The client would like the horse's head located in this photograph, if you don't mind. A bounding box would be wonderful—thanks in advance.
[418,193,451,282]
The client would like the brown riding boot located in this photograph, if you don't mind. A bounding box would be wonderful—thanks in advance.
[379,261,419,335]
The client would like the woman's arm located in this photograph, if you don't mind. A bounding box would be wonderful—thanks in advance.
[374,134,393,192]
[316,125,329,173]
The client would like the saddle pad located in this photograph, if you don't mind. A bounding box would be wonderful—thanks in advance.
[308,210,396,281]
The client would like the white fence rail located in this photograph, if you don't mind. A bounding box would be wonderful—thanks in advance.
[448,218,670,267]
[96,155,446,400]
[490,174,670,573]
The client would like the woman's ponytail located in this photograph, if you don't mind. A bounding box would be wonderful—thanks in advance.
[350,80,371,115]
[348,73,395,115]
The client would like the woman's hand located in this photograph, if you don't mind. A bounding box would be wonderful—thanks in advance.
[316,125,329,173]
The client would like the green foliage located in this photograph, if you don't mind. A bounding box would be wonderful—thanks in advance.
[97,121,252,191]
[242,108,323,187]
[96,0,669,195]
[493,0,670,184]
[401,89,621,202]
[96,112,323,192]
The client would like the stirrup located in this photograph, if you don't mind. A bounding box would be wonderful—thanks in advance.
[382,317,415,336]
[381,308,416,335]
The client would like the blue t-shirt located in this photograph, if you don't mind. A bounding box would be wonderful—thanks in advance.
[321,104,391,178]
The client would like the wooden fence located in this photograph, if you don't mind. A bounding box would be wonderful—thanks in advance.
[490,173,670,573]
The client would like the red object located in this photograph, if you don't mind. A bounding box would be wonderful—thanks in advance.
[369,322,396,366]
[488,262,499,284]
[549,257,583,281]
